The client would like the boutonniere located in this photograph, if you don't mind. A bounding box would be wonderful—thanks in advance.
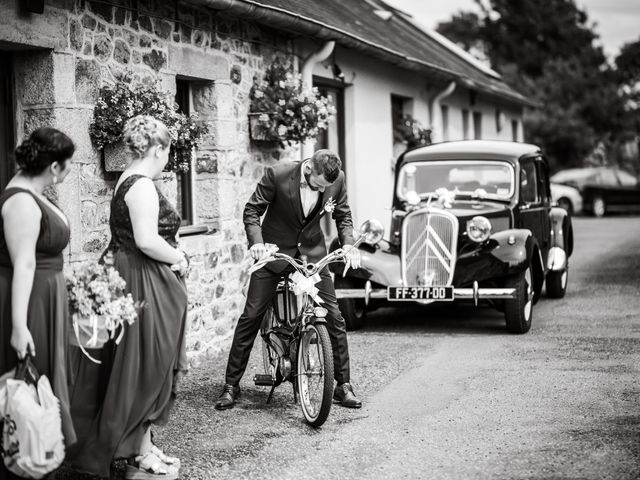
[322,196,336,215]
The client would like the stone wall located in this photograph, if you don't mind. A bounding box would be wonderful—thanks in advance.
[3,0,300,364]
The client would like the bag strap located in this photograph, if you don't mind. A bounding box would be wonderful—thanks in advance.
[14,354,40,388]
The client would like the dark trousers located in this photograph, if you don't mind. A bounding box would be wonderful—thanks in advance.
[224,266,351,386]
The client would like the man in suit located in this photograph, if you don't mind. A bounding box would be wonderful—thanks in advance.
[215,149,362,410]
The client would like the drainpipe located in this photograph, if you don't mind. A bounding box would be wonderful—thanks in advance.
[429,81,456,143]
[300,41,335,159]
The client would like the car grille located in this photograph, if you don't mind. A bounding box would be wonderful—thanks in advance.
[401,208,458,286]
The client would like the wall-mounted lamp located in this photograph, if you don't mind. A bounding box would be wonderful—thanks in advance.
[332,63,345,81]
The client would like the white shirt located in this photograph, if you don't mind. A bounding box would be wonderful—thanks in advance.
[300,161,319,217]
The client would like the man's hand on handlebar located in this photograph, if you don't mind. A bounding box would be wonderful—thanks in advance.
[249,243,269,260]
[342,244,361,277]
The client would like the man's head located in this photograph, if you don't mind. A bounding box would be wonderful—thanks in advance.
[304,149,342,192]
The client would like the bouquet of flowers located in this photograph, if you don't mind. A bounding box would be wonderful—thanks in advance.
[249,60,336,146]
[65,254,142,363]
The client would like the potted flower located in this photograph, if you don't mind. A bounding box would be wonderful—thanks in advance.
[65,254,143,363]
[90,73,209,172]
[249,60,335,146]
[394,113,432,149]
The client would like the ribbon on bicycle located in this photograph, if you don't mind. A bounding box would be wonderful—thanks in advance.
[289,271,323,304]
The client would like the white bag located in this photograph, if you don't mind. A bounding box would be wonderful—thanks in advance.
[0,363,65,479]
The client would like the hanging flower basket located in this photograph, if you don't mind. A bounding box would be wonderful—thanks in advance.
[90,72,209,173]
[249,60,335,147]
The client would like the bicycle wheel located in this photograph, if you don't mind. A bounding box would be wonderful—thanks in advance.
[297,322,334,427]
[261,306,280,383]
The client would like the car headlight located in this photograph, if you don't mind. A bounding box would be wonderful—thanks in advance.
[466,216,492,243]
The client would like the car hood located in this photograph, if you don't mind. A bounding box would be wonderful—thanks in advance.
[445,200,512,218]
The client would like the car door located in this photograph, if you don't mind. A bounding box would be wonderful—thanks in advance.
[614,169,640,211]
[595,168,622,208]
[516,157,550,265]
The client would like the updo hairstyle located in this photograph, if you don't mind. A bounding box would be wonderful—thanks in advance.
[14,127,75,176]
[123,115,171,158]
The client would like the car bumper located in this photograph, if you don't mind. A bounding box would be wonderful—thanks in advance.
[336,280,517,306]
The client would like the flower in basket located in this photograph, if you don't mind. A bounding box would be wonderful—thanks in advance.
[89,72,209,173]
[249,60,336,146]
[65,254,143,363]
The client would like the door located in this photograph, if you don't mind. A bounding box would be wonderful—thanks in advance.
[313,78,345,245]
[0,51,16,190]
[516,157,550,264]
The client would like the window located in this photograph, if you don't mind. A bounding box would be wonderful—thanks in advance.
[441,105,449,141]
[511,119,519,142]
[473,112,482,139]
[597,169,619,186]
[314,78,345,166]
[174,79,194,226]
[617,170,638,187]
[462,109,470,140]
[495,109,503,133]
[520,160,539,204]
[0,52,15,191]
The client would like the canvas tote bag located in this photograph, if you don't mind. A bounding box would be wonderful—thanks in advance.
[0,356,65,479]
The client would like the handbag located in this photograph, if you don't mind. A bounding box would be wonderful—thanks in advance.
[0,356,65,479]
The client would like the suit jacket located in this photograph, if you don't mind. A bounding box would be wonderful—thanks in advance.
[244,161,355,272]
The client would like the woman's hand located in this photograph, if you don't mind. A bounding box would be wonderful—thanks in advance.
[170,250,190,277]
[11,325,35,359]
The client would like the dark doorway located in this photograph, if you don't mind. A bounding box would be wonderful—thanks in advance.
[0,51,15,190]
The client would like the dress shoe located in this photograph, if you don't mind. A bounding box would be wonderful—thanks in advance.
[215,383,241,410]
[333,382,362,408]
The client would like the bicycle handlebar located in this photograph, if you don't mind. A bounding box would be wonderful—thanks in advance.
[249,248,347,276]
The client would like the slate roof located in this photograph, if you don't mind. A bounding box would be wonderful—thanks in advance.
[203,0,532,106]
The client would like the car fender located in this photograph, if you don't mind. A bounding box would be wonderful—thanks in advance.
[487,229,534,269]
[329,238,401,287]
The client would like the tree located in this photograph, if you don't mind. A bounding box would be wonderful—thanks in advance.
[435,0,626,169]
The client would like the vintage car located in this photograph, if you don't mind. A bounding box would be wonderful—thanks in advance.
[331,140,574,334]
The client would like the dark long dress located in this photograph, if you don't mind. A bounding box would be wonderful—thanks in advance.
[70,175,188,477]
[0,187,77,478]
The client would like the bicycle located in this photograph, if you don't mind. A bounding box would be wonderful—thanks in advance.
[250,219,384,427]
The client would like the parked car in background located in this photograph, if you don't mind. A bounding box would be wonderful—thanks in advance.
[550,182,583,215]
[331,140,574,334]
[550,167,640,217]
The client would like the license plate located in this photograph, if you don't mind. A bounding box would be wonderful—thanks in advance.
[387,286,454,301]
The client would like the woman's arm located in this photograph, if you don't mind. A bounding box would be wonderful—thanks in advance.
[2,193,41,358]
[125,177,185,265]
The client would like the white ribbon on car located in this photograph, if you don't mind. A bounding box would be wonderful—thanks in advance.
[289,271,323,304]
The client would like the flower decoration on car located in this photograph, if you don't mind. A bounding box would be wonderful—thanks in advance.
[249,60,336,146]
[89,72,209,173]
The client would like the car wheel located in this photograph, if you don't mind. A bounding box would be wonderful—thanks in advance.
[546,263,568,299]
[592,197,606,217]
[504,265,533,334]
[557,197,573,215]
[335,277,367,331]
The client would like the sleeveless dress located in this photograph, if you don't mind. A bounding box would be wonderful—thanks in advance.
[69,175,188,477]
[0,187,76,478]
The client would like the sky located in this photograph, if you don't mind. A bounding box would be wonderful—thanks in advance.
[385,0,640,59]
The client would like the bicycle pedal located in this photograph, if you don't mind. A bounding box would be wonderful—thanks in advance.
[253,374,274,386]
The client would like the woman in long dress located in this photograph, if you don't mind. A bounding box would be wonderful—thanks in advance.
[0,127,76,478]
[71,115,188,479]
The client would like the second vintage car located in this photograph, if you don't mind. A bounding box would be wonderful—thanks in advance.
[331,140,574,333]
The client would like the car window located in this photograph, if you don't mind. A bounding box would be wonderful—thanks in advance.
[616,170,638,187]
[520,160,539,204]
[537,160,550,203]
[598,169,619,186]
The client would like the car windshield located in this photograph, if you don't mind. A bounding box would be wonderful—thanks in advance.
[397,160,515,201]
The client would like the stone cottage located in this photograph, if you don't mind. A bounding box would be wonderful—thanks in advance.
[0,0,532,363]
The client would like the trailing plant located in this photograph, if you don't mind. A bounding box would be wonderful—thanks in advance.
[394,113,432,149]
[90,73,208,172]
[249,60,335,145]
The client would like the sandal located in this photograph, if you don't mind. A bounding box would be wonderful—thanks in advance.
[125,451,179,479]
[150,445,181,468]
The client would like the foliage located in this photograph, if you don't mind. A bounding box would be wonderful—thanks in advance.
[393,114,432,149]
[65,255,142,341]
[249,60,335,146]
[436,0,635,170]
[90,73,209,172]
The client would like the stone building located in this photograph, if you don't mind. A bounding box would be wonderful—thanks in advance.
[0,0,531,364]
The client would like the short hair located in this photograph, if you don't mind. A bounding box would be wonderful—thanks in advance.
[14,127,75,176]
[310,149,342,183]
[123,115,171,158]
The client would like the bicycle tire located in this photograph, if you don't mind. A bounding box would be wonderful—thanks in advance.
[297,322,334,427]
